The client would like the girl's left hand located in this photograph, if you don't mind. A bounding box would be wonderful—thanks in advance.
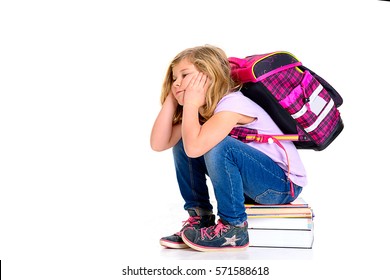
[183,72,209,108]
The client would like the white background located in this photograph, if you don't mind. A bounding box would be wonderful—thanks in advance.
[1,0,389,279]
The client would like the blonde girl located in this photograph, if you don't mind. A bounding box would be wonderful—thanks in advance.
[150,45,306,252]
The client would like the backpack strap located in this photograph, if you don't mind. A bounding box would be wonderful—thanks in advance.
[255,61,302,82]
[229,127,296,197]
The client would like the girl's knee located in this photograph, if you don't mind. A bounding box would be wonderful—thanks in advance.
[205,137,235,157]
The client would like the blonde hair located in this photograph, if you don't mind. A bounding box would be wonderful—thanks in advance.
[160,45,240,124]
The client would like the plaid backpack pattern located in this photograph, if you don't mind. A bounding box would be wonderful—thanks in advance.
[229,51,343,151]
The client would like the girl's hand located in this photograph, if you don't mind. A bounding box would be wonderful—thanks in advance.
[166,89,178,108]
[183,72,209,108]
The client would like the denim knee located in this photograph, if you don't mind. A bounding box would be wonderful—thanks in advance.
[204,137,235,165]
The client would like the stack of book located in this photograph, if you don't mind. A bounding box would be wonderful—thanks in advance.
[245,197,314,249]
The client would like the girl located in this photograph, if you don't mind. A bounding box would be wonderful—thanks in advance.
[150,45,307,252]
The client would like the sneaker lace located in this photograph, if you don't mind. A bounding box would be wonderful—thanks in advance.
[200,219,229,240]
[175,216,201,236]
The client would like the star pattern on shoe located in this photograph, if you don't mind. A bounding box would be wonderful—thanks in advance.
[221,234,241,246]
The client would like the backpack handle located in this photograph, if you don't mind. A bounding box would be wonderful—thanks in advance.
[229,57,258,83]
[228,57,249,68]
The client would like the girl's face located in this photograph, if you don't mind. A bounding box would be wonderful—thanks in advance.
[171,59,199,105]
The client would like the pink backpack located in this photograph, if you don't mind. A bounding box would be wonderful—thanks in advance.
[228,51,343,151]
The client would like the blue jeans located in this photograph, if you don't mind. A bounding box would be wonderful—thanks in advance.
[172,137,302,226]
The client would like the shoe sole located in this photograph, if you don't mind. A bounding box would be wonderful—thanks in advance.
[160,239,189,249]
[181,234,249,252]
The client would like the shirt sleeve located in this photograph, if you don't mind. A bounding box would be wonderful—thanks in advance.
[214,91,259,118]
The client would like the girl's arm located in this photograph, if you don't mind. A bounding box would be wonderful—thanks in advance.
[150,92,182,151]
[182,107,243,157]
[181,72,251,157]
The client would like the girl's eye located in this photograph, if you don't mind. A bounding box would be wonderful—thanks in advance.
[183,72,193,79]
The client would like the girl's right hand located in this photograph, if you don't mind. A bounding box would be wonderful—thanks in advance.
[151,89,182,152]
[165,89,179,107]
